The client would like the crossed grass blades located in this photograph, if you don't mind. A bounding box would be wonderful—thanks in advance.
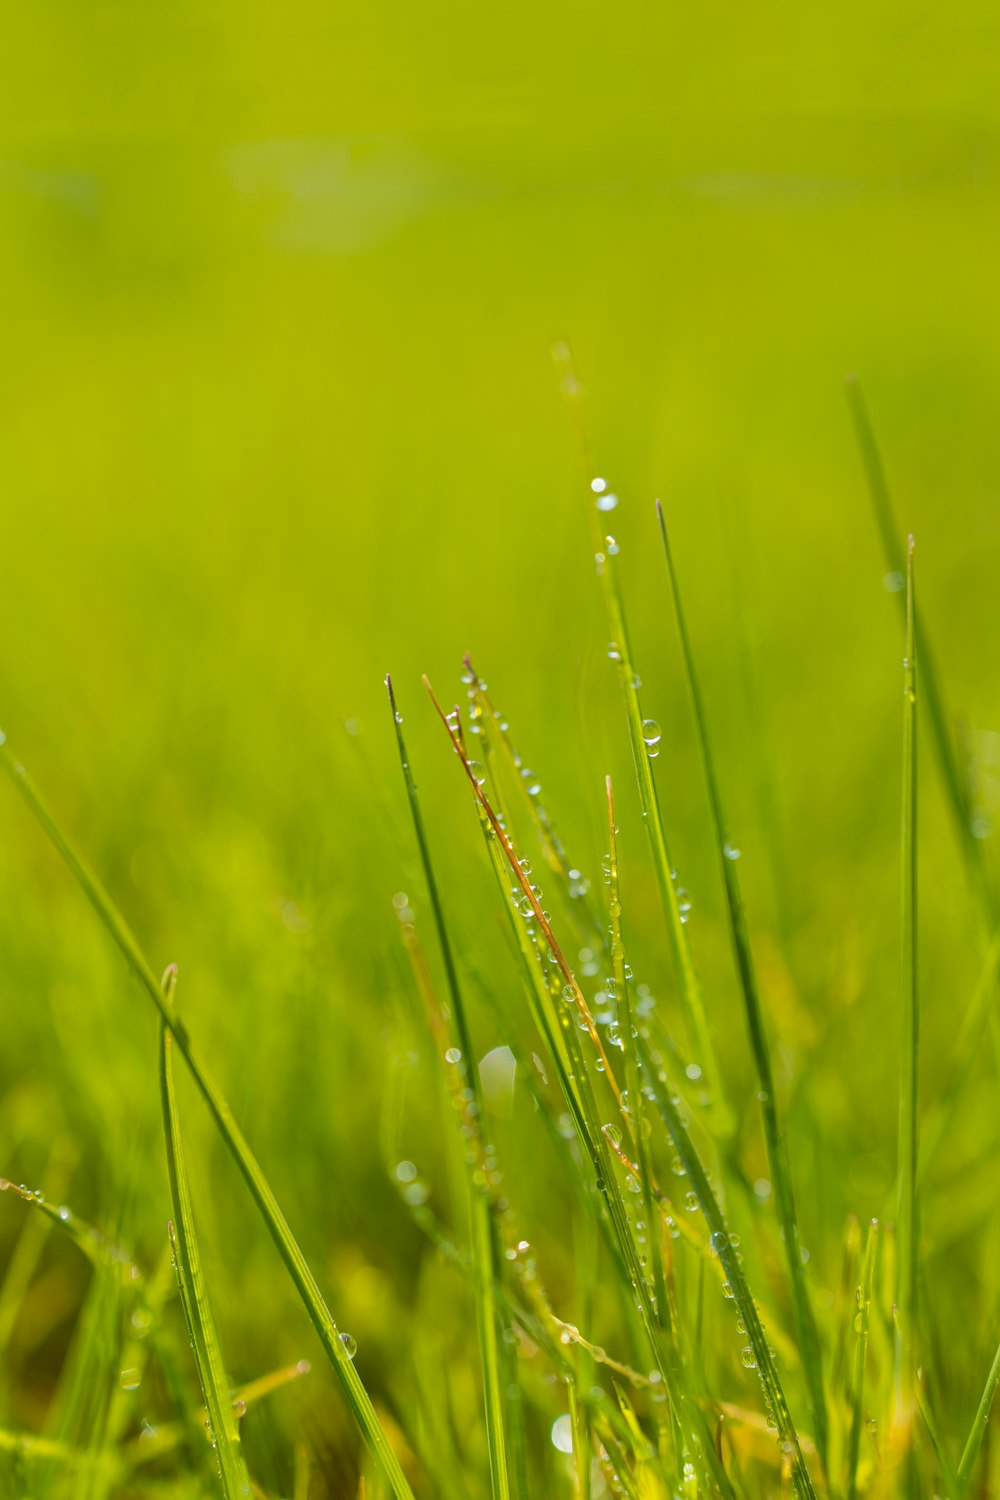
[1,380,998,1496]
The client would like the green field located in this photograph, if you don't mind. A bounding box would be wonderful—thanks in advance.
[1,7,1000,1497]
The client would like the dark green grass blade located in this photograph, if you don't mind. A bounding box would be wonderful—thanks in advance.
[639,1049,818,1500]
[655,499,828,1471]
[897,537,920,1473]
[385,676,514,1500]
[159,999,251,1500]
[0,738,415,1500]
[846,1219,878,1500]
[845,376,996,934]
[656,498,827,1470]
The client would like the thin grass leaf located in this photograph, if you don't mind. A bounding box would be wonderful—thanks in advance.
[638,1052,818,1500]
[845,376,997,935]
[385,675,514,1500]
[958,1336,1000,1491]
[594,536,730,1137]
[846,1219,878,1500]
[159,1006,252,1500]
[655,498,828,1471]
[0,738,415,1500]
[897,537,919,1462]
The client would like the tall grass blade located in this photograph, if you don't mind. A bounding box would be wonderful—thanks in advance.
[845,376,996,933]
[896,536,919,1472]
[385,675,514,1500]
[655,499,828,1470]
[159,1001,252,1500]
[0,737,415,1500]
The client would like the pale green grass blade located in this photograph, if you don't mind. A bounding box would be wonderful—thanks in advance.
[159,1013,252,1500]
[0,738,415,1500]
[958,1335,1000,1490]
[897,536,920,1477]
[845,376,996,934]
[846,1219,878,1500]
[655,499,828,1471]
[385,675,514,1500]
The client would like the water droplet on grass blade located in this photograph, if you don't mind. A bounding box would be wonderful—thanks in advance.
[551,1414,574,1453]
[339,1333,357,1359]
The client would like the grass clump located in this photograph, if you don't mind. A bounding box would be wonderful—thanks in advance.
[0,384,997,1499]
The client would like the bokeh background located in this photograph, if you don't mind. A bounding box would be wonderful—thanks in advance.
[1,3,999,1493]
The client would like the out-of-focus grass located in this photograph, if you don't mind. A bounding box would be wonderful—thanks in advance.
[1,4,1000,1495]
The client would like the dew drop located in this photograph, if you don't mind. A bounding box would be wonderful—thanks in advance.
[339,1332,357,1360]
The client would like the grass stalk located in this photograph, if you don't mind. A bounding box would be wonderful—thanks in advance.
[655,498,828,1470]
[385,675,514,1500]
[159,1001,252,1500]
[896,536,919,1471]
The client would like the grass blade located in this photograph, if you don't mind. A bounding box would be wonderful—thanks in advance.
[896,536,919,1473]
[845,375,996,934]
[385,675,514,1500]
[0,737,415,1500]
[655,499,828,1471]
[958,1336,1000,1490]
[159,998,252,1500]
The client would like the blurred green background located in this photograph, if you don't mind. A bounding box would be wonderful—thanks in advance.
[1,2,999,1492]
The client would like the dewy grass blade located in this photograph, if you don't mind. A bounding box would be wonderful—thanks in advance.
[159,1004,252,1500]
[845,376,996,935]
[385,675,514,1500]
[846,1219,878,1500]
[423,675,737,1499]
[655,499,828,1471]
[0,739,415,1500]
[896,537,919,1472]
[594,535,731,1137]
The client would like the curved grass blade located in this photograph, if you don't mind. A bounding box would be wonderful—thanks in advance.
[655,499,828,1471]
[845,376,996,935]
[846,1219,878,1500]
[385,676,514,1500]
[159,1009,252,1500]
[0,737,415,1500]
[896,537,919,1467]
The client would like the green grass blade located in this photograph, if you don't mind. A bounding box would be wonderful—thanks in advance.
[845,376,996,934]
[846,1219,878,1500]
[958,1335,1000,1489]
[595,537,731,1136]
[638,1047,818,1500]
[655,499,828,1470]
[0,737,415,1500]
[385,675,514,1500]
[897,536,920,1469]
[159,1007,252,1500]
